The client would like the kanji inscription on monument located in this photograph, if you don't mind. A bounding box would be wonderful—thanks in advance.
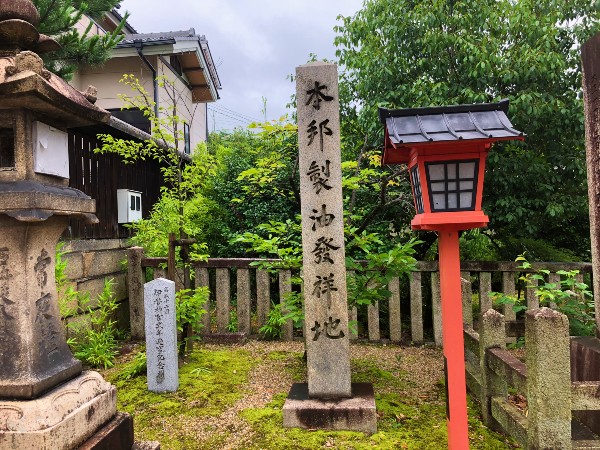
[297,61,351,398]
[144,278,178,393]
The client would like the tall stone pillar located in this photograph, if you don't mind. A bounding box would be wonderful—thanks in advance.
[282,62,376,434]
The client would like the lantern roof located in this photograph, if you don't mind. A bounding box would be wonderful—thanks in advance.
[379,99,524,164]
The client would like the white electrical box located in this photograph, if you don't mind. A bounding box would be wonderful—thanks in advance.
[117,189,143,223]
[33,121,69,178]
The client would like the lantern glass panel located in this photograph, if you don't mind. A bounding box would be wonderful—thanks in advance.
[410,165,424,214]
[425,159,479,212]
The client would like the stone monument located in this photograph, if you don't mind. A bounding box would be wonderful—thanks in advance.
[0,2,138,448]
[144,278,178,393]
[282,62,376,434]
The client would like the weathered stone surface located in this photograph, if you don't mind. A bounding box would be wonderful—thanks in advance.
[63,251,84,279]
[479,272,492,313]
[410,271,424,343]
[388,277,401,342]
[144,278,178,393]
[431,272,442,346]
[526,307,571,449]
[62,238,128,253]
[461,271,473,327]
[479,309,507,428]
[78,273,127,308]
[236,268,251,334]
[128,246,145,340]
[0,215,82,399]
[78,412,134,450]
[279,269,293,341]
[256,269,270,328]
[0,371,117,449]
[195,267,211,334]
[583,33,600,335]
[296,62,351,399]
[82,249,126,278]
[216,268,230,333]
[283,383,376,434]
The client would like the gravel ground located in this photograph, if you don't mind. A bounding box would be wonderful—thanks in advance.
[103,340,448,449]
[153,341,445,449]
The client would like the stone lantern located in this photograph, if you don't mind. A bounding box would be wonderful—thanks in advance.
[0,2,134,448]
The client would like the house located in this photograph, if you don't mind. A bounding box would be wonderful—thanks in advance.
[58,8,223,321]
[70,7,222,152]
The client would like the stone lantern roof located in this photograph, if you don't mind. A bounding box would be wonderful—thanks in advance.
[0,0,111,127]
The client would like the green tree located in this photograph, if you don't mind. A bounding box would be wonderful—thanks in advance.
[334,0,600,260]
[34,0,127,80]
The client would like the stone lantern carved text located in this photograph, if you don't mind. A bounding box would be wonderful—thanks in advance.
[33,248,59,360]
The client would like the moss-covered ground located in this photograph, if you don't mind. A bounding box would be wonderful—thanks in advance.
[101,342,519,449]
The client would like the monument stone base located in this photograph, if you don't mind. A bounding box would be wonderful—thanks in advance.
[282,382,377,434]
[0,371,117,450]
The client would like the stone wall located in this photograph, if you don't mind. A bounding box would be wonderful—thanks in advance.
[61,238,130,331]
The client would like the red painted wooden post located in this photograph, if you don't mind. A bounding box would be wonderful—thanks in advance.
[438,230,469,450]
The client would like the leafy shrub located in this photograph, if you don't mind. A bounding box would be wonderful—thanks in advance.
[66,278,120,368]
[491,255,595,336]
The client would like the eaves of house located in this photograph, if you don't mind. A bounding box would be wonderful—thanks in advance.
[114,28,221,103]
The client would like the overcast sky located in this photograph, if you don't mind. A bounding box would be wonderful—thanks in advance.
[119,0,364,131]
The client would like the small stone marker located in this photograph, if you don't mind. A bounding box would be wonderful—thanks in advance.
[144,278,178,392]
[297,61,351,398]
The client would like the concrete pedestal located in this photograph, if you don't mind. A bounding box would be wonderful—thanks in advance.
[0,371,117,449]
[282,382,377,434]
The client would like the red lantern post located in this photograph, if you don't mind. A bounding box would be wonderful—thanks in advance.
[380,100,524,449]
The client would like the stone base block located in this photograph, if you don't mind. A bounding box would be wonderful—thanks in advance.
[78,412,134,450]
[0,371,116,450]
[282,382,377,434]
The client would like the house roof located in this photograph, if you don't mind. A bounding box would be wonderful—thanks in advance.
[379,99,523,146]
[114,27,221,102]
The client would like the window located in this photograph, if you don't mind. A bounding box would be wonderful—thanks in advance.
[0,128,15,169]
[170,55,183,76]
[425,159,479,212]
[184,122,190,155]
[108,108,151,134]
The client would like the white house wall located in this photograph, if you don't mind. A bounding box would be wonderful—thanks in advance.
[73,56,155,110]
[71,56,207,146]
[156,59,207,148]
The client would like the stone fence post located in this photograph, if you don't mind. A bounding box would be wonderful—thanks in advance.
[526,308,571,449]
[479,309,508,428]
[128,246,145,339]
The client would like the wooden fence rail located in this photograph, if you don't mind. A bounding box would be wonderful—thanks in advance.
[127,248,593,344]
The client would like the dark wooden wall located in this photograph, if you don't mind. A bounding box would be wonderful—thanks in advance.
[66,127,163,239]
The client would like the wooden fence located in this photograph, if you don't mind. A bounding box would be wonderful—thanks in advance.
[465,308,600,448]
[127,248,593,343]
[66,125,164,240]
